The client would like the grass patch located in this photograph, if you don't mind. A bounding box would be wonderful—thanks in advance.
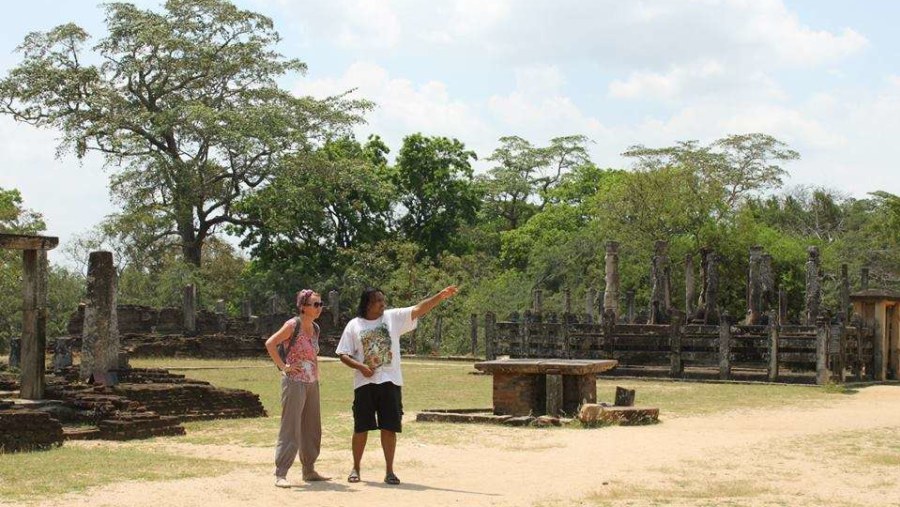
[597,378,854,417]
[0,444,239,503]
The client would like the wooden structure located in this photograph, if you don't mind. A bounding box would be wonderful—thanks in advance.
[850,289,900,380]
[0,233,58,399]
[474,358,617,416]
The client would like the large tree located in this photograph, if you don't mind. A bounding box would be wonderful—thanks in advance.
[0,0,369,266]
[391,133,481,260]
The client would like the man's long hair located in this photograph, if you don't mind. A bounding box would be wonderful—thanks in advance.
[356,287,384,318]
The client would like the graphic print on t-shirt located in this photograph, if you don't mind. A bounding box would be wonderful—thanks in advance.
[360,323,392,370]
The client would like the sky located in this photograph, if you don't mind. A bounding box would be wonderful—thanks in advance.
[1,0,899,265]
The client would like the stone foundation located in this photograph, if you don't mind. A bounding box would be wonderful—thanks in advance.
[0,408,64,452]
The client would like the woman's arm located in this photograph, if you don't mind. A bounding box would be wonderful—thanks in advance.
[265,320,297,373]
[411,285,459,321]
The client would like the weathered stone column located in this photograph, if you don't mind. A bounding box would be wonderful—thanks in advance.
[815,316,831,385]
[81,251,119,385]
[215,299,227,333]
[767,310,779,382]
[484,312,496,360]
[328,290,340,326]
[53,337,73,372]
[433,315,443,354]
[778,288,788,325]
[270,294,282,315]
[564,287,572,314]
[805,247,822,326]
[20,250,49,399]
[585,287,596,323]
[746,246,764,325]
[183,284,197,334]
[761,254,775,315]
[703,250,720,324]
[625,289,636,324]
[532,289,543,314]
[8,337,21,369]
[470,313,478,356]
[669,312,684,378]
[860,267,869,290]
[839,264,851,321]
[684,253,695,318]
[604,241,620,321]
[241,300,252,319]
[718,311,732,380]
[649,240,671,324]
[698,247,710,319]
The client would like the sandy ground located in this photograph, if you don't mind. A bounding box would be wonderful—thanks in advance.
[6,385,900,507]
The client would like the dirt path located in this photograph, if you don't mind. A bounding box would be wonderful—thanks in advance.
[9,386,900,507]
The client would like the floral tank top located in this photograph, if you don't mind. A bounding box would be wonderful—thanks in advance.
[285,321,320,383]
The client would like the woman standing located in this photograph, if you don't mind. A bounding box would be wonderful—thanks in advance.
[265,289,331,487]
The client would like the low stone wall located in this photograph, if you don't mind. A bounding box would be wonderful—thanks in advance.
[0,408,64,452]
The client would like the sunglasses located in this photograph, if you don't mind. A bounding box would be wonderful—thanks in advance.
[303,302,325,308]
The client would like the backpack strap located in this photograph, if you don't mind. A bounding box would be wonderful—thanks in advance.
[286,316,302,352]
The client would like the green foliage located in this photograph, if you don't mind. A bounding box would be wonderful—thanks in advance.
[391,133,481,260]
[0,0,370,267]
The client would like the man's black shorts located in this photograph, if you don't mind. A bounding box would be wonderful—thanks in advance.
[352,382,403,433]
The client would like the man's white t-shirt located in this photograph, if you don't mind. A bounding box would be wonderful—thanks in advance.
[335,307,418,389]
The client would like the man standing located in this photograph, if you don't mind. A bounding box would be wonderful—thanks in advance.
[336,285,458,485]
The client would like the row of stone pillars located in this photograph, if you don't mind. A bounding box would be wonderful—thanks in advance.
[525,241,861,328]
[179,288,346,334]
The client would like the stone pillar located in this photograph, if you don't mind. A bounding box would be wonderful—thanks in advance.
[860,267,869,291]
[778,288,788,325]
[816,316,830,385]
[484,312,496,360]
[718,312,732,380]
[649,240,671,324]
[839,264,850,321]
[564,287,572,314]
[585,287,596,323]
[433,315,443,354]
[215,299,226,333]
[183,284,197,334]
[604,241,620,321]
[805,246,822,326]
[81,251,119,386]
[669,312,684,378]
[269,294,282,315]
[697,247,710,321]
[702,249,720,324]
[746,246,764,325]
[761,254,775,315]
[20,249,48,399]
[241,300,252,319]
[684,253,695,318]
[328,290,340,326]
[625,289,636,324]
[8,337,21,369]
[767,310,779,382]
[546,374,563,416]
[52,337,73,372]
[470,313,478,356]
[533,289,543,314]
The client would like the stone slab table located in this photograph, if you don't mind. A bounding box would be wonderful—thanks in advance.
[474,358,617,416]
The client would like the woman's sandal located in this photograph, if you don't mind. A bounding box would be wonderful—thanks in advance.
[347,469,360,483]
[384,472,401,485]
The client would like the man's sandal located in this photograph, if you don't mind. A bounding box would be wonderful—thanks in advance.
[347,469,360,483]
[384,472,401,485]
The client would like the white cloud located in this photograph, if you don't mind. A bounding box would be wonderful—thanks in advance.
[294,61,493,151]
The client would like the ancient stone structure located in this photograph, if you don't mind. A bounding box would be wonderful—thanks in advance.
[0,408,64,452]
[486,242,881,384]
[8,337,20,369]
[684,253,696,317]
[805,246,822,325]
[603,241,620,322]
[649,240,672,324]
[81,251,120,385]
